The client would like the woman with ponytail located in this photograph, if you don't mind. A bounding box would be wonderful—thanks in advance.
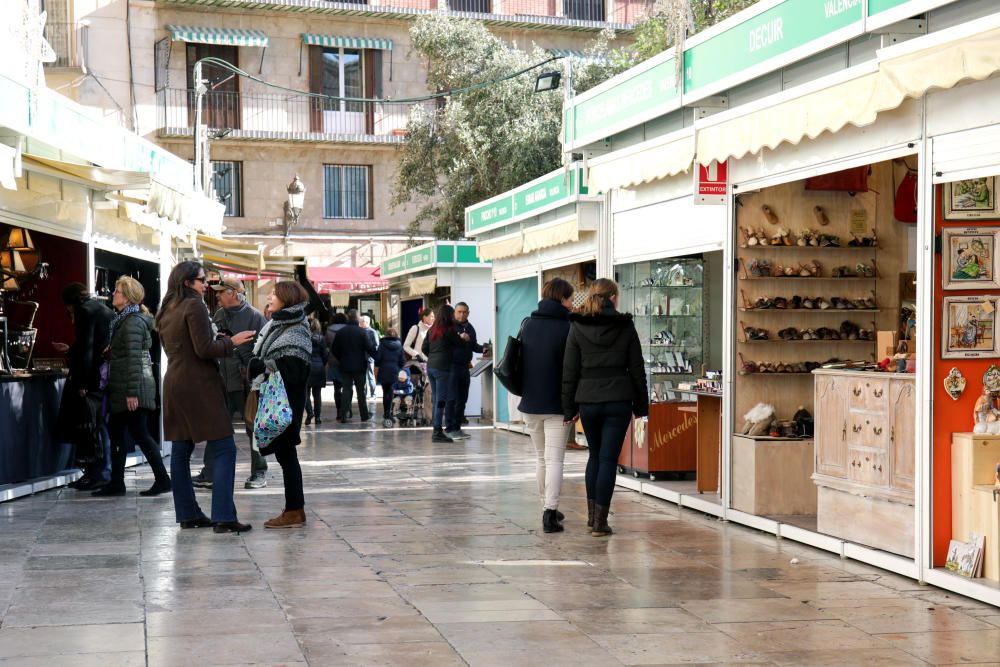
[562,278,648,537]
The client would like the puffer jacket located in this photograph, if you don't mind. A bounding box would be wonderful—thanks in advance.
[561,307,648,421]
[107,312,157,414]
[308,334,330,388]
[372,336,406,385]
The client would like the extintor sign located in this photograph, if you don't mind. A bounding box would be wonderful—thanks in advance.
[695,160,728,205]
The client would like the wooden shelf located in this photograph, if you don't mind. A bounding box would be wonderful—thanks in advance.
[740,245,879,251]
[738,371,816,376]
[739,276,876,281]
[742,339,875,344]
[739,308,881,313]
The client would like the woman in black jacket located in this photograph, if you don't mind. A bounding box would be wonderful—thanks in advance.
[519,278,574,533]
[373,327,406,424]
[562,278,648,537]
[421,305,469,443]
[93,276,171,497]
[304,319,329,426]
[248,281,312,529]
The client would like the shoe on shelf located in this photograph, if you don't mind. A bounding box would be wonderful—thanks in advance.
[91,485,126,497]
[264,508,307,529]
[213,521,252,534]
[191,473,212,489]
[432,429,454,443]
[244,473,267,489]
[180,516,213,529]
[139,481,172,497]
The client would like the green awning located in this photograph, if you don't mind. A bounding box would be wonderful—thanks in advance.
[301,34,393,50]
[166,25,269,48]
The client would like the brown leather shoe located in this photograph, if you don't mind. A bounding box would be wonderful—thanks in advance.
[591,504,613,537]
[566,441,588,450]
[264,509,307,529]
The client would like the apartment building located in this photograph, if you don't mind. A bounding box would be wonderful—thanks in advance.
[41,0,649,277]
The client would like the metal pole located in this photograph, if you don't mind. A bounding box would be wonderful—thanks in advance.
[193,60,205,192]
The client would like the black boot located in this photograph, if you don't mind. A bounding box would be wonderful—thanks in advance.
[591,504,612,537]
[213,521,252,534]
[542,509,564,533]
[586,500,595,529]
[432,428,454,443]
[140,447,172,497]
[139,479,172,497]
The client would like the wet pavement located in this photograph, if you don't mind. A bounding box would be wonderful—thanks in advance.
[1,413,999,666]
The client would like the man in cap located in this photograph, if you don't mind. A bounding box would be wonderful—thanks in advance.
[191,277,269,489]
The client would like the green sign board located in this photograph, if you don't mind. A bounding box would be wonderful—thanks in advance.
[381,243,485,278]
[568,56,679,145]
[465,166,587,236]
[684,0,863,94]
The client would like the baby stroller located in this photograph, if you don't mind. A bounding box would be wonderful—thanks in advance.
[395,360,430,428]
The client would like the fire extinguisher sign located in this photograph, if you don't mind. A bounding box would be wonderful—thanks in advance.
[695,160,727,205]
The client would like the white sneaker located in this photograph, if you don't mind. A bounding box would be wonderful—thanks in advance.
[244,473,267,489]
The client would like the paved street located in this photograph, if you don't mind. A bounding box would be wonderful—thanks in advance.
[1,417,999,666]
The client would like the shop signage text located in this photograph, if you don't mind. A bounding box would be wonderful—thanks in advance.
[380,242,485,278]
[465,166,587,236]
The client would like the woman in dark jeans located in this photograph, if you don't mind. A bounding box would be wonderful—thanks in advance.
[562,278,648,536]
[248,281,312,529]
[422,305,469,443]
[93,276,171,497]
[304,318,329,426]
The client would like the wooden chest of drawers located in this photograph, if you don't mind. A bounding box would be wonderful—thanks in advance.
[813,369,915,557]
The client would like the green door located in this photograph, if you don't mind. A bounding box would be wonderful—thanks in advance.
[494,276,539,424]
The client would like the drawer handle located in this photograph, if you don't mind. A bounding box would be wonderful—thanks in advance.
[873,388,884,398]
[842,422,847,441]
[853,387,862,397]
[852,424,862,433]
[877,464,883,472]
[873,426,883,436]
[890,427,894,443]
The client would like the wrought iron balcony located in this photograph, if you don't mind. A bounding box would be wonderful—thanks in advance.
[156,88,437,144]
[43,22,88,69]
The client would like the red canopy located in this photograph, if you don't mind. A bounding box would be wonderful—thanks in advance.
[309,265,386,294]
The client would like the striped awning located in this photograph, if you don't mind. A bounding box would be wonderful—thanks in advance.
[301,34,393,50]
[166,25,269,48]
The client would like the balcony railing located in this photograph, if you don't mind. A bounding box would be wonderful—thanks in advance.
[43,22,88,69]
[157,88,437,143]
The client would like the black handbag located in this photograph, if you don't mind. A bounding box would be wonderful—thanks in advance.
[494,318,528,396]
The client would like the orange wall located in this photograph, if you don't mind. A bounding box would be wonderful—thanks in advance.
[931,185,1000,565]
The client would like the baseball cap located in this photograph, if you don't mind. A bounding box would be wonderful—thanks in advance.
[211,277,246,293]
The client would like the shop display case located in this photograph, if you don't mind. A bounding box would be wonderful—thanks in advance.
[615,257,705,478]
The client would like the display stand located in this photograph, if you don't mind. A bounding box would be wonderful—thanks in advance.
[951,433,1000,582]
[693,392,721,493]
[732,435,816,515]
[618,402,697,479]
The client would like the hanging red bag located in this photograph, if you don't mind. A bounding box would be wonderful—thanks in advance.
[894,170,918,223]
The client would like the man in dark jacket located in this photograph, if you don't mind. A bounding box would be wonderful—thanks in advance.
[445,302,483,440]
[330,309,376,422]
[56,283,114,490]
[193,278,268,490]
[324,312,348,419]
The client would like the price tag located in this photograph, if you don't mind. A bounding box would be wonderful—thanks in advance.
[850,209,869,236]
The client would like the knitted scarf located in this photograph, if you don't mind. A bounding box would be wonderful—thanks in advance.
[109,303,141,340]
[253,302,311,365]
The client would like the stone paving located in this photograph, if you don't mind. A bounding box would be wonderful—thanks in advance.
[1,418,1000,666]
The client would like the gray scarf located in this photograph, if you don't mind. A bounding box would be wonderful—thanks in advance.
[253,302,311,365]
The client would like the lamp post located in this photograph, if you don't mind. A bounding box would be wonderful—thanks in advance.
[283,175,306,254]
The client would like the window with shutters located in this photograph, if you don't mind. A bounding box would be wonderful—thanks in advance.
[323,165,371,219]
[309,47,383,135]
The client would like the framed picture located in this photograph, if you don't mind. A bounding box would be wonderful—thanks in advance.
[942,296,999,359]
[944,178,1000,220]
[942,227,1000,290]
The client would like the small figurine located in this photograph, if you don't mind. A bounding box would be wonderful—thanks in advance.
[972,389,1000,434]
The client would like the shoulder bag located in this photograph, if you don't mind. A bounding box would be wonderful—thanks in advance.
[494,318,528,397]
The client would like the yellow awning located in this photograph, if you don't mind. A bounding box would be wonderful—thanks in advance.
[477,232,523,262]
[588,131,694,191]
[522,217,579,253]
[407,275,437,296]
[696,21,1000,165]
[196,234,265,272]
[21,154,152,190]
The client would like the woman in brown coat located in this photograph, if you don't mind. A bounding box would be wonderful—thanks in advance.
[156,261,256,533]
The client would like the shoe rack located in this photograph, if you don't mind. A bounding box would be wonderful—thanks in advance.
[733,161,909,424]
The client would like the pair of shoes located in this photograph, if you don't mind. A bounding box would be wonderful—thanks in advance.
[244,473,267,489]
[542,509,564,533]
[432,428,454,443]
[264,508,307,529]
[91,485,126,497]
[304,414,312,426]
[446,430,471,440]
[566,441,588,450]
[139,480,172,497]
[591,504,613,537]
[180,516,213,529]
[213,521,252,534]
[191,474,212,489]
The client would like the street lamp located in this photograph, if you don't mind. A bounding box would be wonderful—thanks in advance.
[533,70,562,93]
[283,175,306,237]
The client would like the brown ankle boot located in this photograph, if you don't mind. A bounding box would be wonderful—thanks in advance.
[586,500,596,529]
[591,504,612,537]
[264,509,307,529]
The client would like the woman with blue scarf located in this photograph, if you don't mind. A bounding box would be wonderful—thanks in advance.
[247,281,312,529]
[93,277,171,497]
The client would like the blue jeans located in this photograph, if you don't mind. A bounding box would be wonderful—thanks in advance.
[446,366,471,432]
[170,436,238,523]
[579,401,632,506]
[427,367,452,430]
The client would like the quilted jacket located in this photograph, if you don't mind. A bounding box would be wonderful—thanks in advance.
[107,312,157,414]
